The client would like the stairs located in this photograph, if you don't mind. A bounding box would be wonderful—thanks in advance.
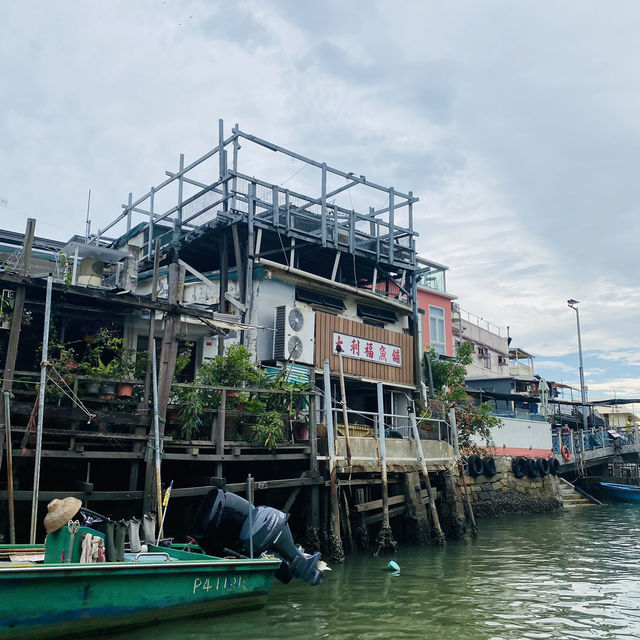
[557,477,598,508]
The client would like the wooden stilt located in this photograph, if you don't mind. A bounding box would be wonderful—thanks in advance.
[323,360,344,563]
[374,382,396,555]
[336,348,352,465]
[409,401,446,545]
[0,218,35,478]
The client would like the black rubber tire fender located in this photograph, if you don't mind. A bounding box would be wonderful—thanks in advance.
[526,457,540,478]
[512,456,526,479]
[467,455,483,477]
[537,457,550,476]
[482,456,497,477]
[549,457,560,475]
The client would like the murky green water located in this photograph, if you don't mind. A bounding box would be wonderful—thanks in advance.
[117,504,640,639]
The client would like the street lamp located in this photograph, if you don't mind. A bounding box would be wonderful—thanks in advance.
[567,299,589,431]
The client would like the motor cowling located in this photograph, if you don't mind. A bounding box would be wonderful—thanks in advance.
[193,489,325,586]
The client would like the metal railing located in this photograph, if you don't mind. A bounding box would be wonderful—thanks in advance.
[330,407,453,446]
[552,427,638,458]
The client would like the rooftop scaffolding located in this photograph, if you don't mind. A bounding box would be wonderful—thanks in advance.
[91,121,419,273]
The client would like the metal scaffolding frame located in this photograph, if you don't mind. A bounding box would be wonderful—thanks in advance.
[91,120,419,273]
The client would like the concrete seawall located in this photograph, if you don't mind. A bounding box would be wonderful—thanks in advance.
[465,457,563,518]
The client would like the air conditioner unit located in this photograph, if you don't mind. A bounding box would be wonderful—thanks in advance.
[273,305,315,365]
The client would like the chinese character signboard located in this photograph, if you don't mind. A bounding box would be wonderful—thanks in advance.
[332,332,402,367]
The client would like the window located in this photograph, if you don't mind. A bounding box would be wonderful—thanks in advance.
[295,287,346,311]
[483,354,492,370]
[429,305,446,355]
[357,304,397,324]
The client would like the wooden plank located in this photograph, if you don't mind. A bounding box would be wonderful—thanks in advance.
[10,402,149,425]
[20,450,143,459]
[364,504,406,525]
[0,490,144,502]
[11,426,148,441]
[162,452,308,462]
[355,493,406,513]
[0,476,326,502]
[323,477,400,487]
[355,488,437,512]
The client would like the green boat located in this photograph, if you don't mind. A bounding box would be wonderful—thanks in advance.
[0,541,280,639]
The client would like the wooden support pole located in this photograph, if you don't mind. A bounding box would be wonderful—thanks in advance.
[409,402,446,545]
[30,276,52,544]
[215,389,227,478]
[0,218,35,477]
[156,263,185,427]
[323,360,343,563]
[308,373,320,531]
[450,409,477,537]
[374,382,396,555]
[144,260,183,513]
[4,392,15,543]
[336,348,352,465]
[142,239,161,411]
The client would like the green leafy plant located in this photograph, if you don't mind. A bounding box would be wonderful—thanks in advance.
[80,329,142,381]
[424,342,501,454]
[45,343,79,399]
[248,410,285,449]
[177,386,205,440]
[175,345,266,440]
[59,251,73,290]
[244,398,265,413]
[80,329,123,378]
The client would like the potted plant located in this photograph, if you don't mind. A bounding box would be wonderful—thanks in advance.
[176,345,266,442]
[113,347,138,398]
[80,329,123,397]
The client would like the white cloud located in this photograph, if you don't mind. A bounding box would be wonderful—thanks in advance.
[2,0,640,397]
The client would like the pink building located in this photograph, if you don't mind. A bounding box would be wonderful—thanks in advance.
[376,258,456,358]
[418,285,456,357]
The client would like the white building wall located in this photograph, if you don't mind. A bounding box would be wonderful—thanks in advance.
[472,416,552,450]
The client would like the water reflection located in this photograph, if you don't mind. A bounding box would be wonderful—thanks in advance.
[115,504,640,639]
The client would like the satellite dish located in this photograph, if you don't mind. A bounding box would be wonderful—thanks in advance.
[288,335,303,359]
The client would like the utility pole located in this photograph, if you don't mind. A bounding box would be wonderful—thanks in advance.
[567,299,589,432]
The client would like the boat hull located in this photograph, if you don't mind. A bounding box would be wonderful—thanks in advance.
[0,550,280,639]
[598,482,640,502]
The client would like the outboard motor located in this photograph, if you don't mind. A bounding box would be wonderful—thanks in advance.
[193,489,324,586]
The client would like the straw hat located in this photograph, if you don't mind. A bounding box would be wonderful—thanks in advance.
[43,497,82,533]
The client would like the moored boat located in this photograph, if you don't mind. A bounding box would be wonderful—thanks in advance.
[2,546,280,639]
[0,543,280,639]
[598,482,640,502]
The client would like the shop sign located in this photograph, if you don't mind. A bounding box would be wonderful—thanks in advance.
[332,332,402,367]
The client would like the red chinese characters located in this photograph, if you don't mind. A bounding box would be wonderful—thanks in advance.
[392,348,400,364]
[350,339,360,356]
[378,345,387,362]
[364,342,374,359]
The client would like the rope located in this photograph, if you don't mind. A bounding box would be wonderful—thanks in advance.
[47,366,128,454]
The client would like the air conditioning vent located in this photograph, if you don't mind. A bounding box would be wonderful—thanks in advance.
[273,305,315,364]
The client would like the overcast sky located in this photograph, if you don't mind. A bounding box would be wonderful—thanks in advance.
[1,0,639,400]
